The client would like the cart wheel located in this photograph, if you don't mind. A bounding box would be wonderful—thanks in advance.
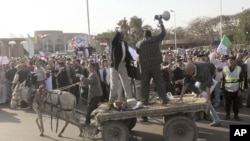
[123,118,137,130]
[163,116,197,141]
[102,121,129,141]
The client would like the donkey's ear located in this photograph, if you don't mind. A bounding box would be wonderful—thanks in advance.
[14,82,20,92]
[20,80,26,87]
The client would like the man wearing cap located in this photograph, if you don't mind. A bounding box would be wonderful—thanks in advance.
[221,56,244,121]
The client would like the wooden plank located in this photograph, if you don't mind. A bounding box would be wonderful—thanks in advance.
[92,96,207,123]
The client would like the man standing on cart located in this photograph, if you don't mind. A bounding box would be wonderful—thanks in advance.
[136,16,169,106]
[136,15,169,122]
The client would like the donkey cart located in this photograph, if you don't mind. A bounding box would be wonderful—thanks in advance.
[83,95,207,141]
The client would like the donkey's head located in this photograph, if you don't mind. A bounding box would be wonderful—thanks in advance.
[10,81,30,109]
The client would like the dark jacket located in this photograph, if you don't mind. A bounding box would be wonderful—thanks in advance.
[136,24,166,67]
[184,62,215,92]
[81,71,102,102]
[110,31,133,70]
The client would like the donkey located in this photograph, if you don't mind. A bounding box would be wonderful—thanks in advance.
[10,82,83,137]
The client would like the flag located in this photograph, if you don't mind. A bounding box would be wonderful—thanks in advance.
[26,34,35,57]
[217,35,232,55]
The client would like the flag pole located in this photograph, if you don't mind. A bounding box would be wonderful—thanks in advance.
[86,0,91,45]
[220,0,223,38]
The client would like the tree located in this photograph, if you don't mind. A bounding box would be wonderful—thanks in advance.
[235,9,250,45]
[185,16,214,45]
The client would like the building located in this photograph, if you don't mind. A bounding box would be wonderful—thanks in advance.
[0,38,25,58]
[0,30,92,58]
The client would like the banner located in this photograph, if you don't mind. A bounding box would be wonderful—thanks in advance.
[0,56,9,64]
[177,48,186,56]
[67,34,89,48]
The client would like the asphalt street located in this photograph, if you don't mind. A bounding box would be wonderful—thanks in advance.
[1,102,250,141]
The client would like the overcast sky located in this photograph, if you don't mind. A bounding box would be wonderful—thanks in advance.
[0,0,249,38]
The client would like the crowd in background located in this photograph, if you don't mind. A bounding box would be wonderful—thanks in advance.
[0,47,249,106]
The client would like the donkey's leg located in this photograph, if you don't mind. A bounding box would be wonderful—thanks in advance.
[38,113,44,136]
[78,127,83,137]
[35,115,42,132]
[58,121,69,137]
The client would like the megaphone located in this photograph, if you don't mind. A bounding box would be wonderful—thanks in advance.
[154,11,170,21]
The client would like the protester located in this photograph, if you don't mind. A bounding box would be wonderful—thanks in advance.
[136,18,169,122]
[55,59,70,90]
[99,59,110,102]
[177,62,222,127]
[34,61,46,89]
[108,18,136,106]
[172,57,185,95]
[5,62,17,103]
[136,17,169,106]
[0,65,7,104]
[76,62,102,125]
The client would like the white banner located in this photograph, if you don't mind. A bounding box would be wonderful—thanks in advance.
[177,48,186,56]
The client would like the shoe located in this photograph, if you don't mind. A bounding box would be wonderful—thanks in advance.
[234,115,241,121]
[140,116,148,122]
[224,115,230,120]
[209,121,221,127]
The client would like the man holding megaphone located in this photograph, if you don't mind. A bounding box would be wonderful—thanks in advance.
[136,12,169,114]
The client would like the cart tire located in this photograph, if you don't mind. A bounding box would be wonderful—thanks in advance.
[123,118,137,130]
[102,121,129,141]
[163,116,197,141]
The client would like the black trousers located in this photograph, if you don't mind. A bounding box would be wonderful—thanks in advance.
[100,82,110,102]
[140,64,168,104]
[223,90,240,116]
[85,97,100,124]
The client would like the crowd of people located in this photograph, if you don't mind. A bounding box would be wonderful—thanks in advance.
[1,17,250,127]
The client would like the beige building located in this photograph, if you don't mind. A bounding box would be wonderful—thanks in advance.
[0,38,25,58]
[0,30,97,58]
[34,30,83,53]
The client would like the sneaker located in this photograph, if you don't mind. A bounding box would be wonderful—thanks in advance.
[224,115,230,120]
[209,121,221,127]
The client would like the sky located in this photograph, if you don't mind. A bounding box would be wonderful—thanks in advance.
[0,0,249,38]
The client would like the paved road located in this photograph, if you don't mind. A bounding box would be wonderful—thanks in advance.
[1,103,250,141]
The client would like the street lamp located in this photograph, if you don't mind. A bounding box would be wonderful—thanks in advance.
[86,0,91,44]
[170,10,177,49]
[8,41,16,58]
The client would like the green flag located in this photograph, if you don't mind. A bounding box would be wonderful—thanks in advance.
[217,35,232,54]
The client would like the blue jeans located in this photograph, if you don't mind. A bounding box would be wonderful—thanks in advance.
[213,82,221,105]
[210,105,220,123]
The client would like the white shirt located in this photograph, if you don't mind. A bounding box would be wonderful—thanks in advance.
[121,42,126,63]
[99,67,110,85]
[215,60,228,81]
